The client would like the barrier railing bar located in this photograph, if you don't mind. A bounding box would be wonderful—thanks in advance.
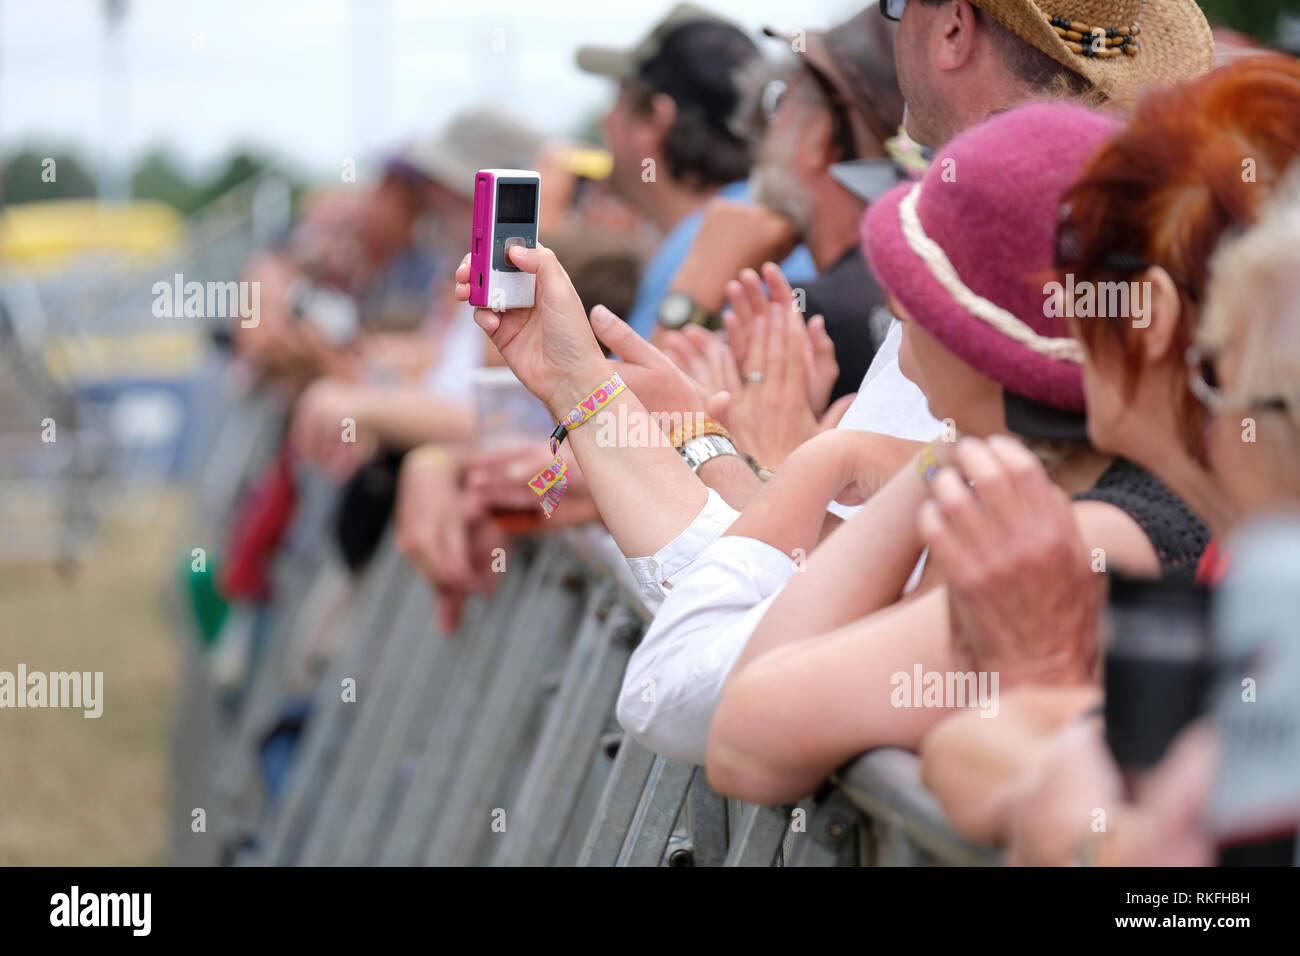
[209,552,346,851]
[169,401,286,864]
[614,755,696,867]
[168,615,227,865]
[376,542,542,865]
[685,770,729,867]
[489,581,613,864]
[192,393,281,528]
[722,803,790,867]
[171,443,1001,876]
[533,630,637,865]
[423,552,587,865]
[836,749,1001,866]
[784,789,860,867]
[492,583,632,865]
[298,573,435,864]
[556,527,651,624]
[258,561,417,864]
[206,563,323,855]
[329,584,470,865]
[878,811,925,866]
[576,736,657,866]
[549,724,620,866]
[333,592,491,865]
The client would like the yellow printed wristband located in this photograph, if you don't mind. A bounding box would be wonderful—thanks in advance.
[527,373,626,518]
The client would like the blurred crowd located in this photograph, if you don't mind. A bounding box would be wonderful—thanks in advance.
[210,0,1300,865]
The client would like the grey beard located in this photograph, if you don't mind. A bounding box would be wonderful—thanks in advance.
[749,164,814,237]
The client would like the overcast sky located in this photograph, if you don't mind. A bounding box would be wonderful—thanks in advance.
[0,0,859,180]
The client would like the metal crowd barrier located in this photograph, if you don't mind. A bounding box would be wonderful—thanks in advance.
[171,396,999,867]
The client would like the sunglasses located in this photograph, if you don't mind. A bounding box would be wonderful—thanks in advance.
[881,0,907,21]
[1185,345,1288,416]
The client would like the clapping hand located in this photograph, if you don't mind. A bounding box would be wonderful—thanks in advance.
[704,263,853,468]
[918,435,1102,688]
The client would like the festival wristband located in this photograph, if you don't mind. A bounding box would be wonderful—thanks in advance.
[405,444,456,473]
[668,416,731,450]
[527,372,626,518]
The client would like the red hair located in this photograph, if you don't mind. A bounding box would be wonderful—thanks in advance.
[1058,54,1300,454]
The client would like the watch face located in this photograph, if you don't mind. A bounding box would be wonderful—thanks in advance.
[658,293,692,329]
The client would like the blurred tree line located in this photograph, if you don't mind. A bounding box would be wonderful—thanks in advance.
[0,147,299,214]
[0,0,1294,215]
[1198,0,1298,43]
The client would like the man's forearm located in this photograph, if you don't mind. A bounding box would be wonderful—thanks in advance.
[723,432,921,562]
[736,447,931,672]
[696,454,762,511]
[355,387,475,449]
[724,431,853,558]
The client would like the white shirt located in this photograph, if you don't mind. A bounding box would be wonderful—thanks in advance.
[839,318,940,438]
[619,515,793,764]
[828,318,942,518]
[617,319,939,763]
[625,488,742,612]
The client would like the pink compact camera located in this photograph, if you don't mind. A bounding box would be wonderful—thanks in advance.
[469,168,541,312]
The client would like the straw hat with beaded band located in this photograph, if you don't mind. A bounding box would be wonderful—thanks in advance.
[970,0,1215,100]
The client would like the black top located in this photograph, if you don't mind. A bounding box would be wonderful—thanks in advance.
[800,245,887,403]
[1072,457,1211,581]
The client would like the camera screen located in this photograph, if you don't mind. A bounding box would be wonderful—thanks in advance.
[496,183,537,224]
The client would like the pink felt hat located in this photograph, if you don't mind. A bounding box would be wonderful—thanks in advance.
[862,103,1119,412]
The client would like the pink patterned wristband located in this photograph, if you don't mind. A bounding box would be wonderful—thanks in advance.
[527,373,626,518]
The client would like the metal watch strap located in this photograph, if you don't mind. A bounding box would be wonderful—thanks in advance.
[684,300,716,329]
[658,292,717,330]
[679,433,740,473]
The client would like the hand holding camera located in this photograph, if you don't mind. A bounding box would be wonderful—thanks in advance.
[454,244,610,420]
[455,167,613,418]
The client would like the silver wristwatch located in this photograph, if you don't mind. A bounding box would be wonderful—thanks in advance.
[679,433,740,473]
[657,291,718,331]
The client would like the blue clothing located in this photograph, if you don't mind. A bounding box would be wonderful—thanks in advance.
[623,181,817,338]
